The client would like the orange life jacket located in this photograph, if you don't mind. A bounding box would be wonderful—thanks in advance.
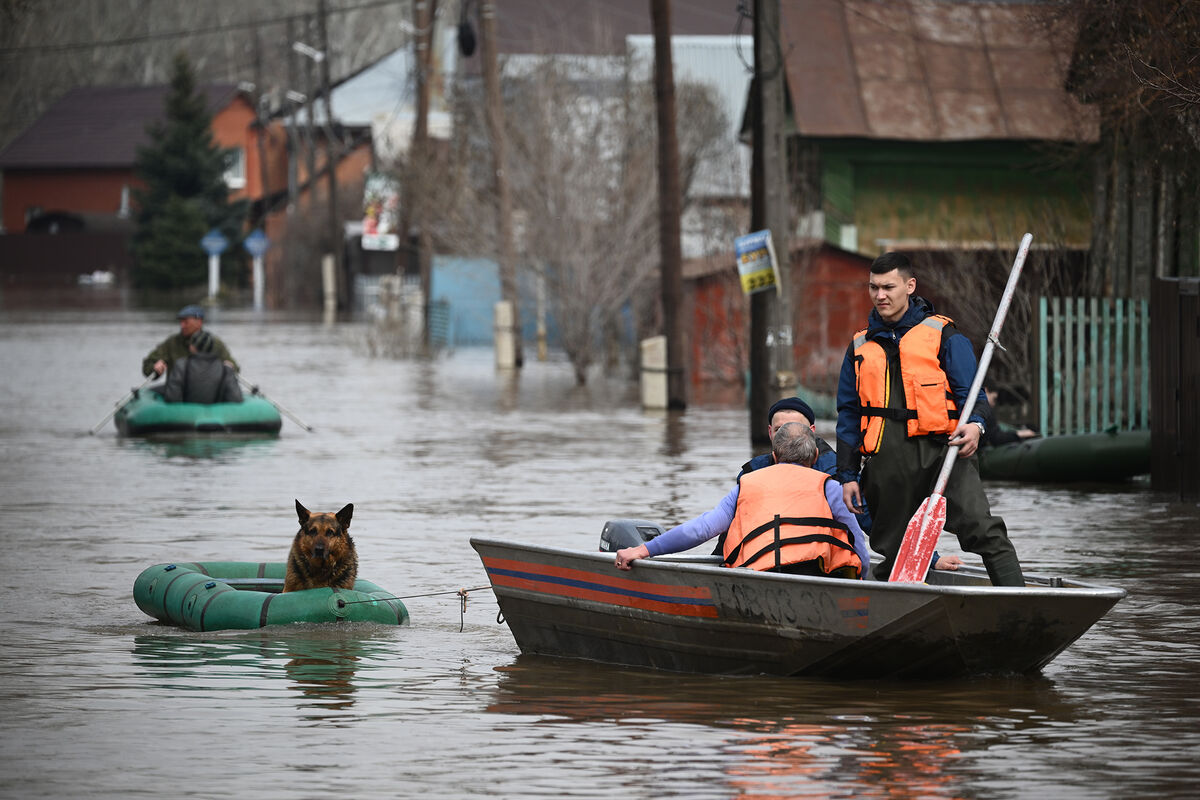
[722,464,863,577]
[852,314,960,453]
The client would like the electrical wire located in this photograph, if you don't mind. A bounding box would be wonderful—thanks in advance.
[0,0,403,57]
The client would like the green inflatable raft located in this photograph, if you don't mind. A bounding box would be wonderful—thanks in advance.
[133,562,409,631]
[114,390,282,436]
[978,429,1151,482]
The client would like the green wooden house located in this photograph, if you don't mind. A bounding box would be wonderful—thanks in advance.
[777,0,1098,256]
[769,0,1121,429]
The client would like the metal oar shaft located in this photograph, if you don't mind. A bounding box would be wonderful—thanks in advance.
[89,373,157,435]
[236,374,314,432]
[930,232,1032,497]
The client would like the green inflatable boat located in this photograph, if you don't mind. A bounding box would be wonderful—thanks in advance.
[133,562,409,631]
[978,429,1151,482]
[114,390,282,436]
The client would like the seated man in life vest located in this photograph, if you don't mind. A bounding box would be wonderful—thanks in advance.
[159,329,243,404]
[614,422,870,578]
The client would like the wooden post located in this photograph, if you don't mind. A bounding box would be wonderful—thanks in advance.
[302,17,316,193]
[479,0,522,367]
[412,0,436,353]
[1150,278,1200,500]
[748,0,793,446]
[651,0,686,409]
[285,17,299,213]
[317,0,342,309]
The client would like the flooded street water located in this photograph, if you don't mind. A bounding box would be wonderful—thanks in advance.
[2,308,1198,799]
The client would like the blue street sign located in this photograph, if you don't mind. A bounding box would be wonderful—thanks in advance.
[243,229,270,258]
[201,229,229,256]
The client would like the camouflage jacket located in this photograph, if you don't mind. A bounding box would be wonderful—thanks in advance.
[142,331,238,376]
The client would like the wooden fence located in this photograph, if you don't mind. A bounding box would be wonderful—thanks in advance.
[1036,296,1150,436]
[1150,278,1200,500]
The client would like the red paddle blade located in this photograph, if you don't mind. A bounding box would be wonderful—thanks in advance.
[889,494,947,582]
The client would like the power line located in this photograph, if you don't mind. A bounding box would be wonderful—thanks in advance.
[0,0,402,57]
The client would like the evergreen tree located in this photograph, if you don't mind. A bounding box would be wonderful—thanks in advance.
[131,53,247,291]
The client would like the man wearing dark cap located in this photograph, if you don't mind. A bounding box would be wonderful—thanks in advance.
[709,396,842,558]
[142,305,238,378]
[737,396,836,478]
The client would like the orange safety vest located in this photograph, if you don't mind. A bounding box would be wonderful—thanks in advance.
[851,314,960,453]
[722,464,863,577]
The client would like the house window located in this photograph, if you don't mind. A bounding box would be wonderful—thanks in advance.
[224,148,246,189]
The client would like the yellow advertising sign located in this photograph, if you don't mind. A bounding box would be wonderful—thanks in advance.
[735,230,780,295]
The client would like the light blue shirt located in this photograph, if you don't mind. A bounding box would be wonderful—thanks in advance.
[645,476,871,578]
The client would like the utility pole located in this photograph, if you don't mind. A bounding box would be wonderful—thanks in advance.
[317,0,342,309]
[412,0,436,352]
[748,0,793,446]
[480,0,523,367]
[252,26,272,307]
[251,27,270,209]
[302,16,317,193]
[651,0,686,408]
[285,16,299,212]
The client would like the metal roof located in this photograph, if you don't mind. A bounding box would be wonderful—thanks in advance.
[781,0,1098,142]
[0,84,241,169]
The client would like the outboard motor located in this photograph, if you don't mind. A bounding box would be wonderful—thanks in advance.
[598,519,665,552]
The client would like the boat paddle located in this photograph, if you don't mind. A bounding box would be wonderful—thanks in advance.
[88,373,159,435]
[236,374,314,432]
[889,232,1033,583]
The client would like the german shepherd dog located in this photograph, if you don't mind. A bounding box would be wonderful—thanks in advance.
[284,500,358,592]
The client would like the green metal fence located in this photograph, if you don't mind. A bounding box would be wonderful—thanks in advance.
[1037,296,1150,436]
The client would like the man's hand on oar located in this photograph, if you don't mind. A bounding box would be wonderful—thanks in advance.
[948,420,984,457]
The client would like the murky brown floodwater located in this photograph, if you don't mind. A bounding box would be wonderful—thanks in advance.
[2,307,1198,799]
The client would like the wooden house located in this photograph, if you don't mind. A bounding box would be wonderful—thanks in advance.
[685,240,873,401]
[0,85,265,289]
[684,0,1101,398]
[778,0,1098,253]
[0,83,372,306]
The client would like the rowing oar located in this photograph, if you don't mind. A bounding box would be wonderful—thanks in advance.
[889,232,1033,583]
[236,374,314,432]
[88,373,158,435]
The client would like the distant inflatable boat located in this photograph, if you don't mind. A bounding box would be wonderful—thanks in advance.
[133,562,409,631]
[979,429,1151,482]
[114,390,282,436]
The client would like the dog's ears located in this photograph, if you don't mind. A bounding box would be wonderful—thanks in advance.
[296,499,310,524]
[336,503,353,530]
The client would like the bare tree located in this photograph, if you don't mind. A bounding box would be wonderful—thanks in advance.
[437,53,727,385]
[0,0,419,152]
[912,222,1085,419]
[1054,0,1200,291]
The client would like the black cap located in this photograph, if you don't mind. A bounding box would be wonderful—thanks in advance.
[768,397,815,425]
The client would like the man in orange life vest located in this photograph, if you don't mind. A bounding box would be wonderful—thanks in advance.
[614,422,870,578]
[835,251,1024,586]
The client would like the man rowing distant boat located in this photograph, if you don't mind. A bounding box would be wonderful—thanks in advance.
[142,304,238,378]
[614,423,870,578]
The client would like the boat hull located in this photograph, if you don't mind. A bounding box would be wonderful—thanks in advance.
[133,561,408,631]
[471,539,1125,679]
[979,429,1150,482]
[114,390,282,436]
